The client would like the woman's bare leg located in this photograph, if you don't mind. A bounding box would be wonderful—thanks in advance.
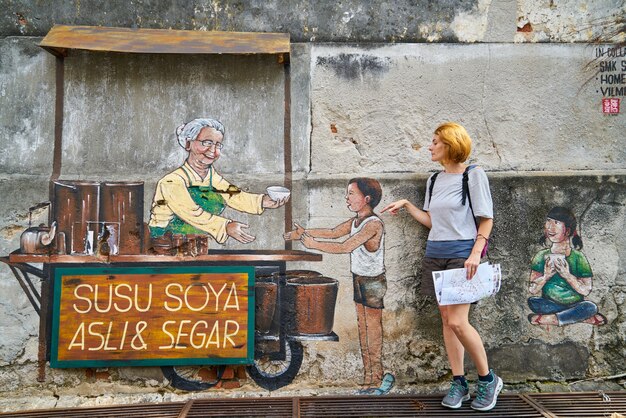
[441,304,489,376]
[439,305,466,375]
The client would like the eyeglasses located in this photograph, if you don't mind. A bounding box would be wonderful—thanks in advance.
[194,139,223,149]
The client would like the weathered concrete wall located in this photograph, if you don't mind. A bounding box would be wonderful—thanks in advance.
[2,0,623,43]
[292,172,626,383]
[308,43,624,174]
[0,0,625,412]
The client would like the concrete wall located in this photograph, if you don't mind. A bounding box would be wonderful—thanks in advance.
[2,0,623,43]
[0,0,625,412]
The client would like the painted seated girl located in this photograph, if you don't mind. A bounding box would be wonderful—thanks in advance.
[528,206,606,326]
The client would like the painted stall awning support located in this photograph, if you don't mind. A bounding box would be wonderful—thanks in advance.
[39,25,291,57]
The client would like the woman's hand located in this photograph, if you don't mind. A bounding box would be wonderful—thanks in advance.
[465,252,481,279]
[226,221,255,243]
[381,199,408,215]
[262,194,289,209]
[284,222,305,241]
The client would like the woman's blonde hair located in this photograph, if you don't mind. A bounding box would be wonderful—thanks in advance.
[434,122,472,164]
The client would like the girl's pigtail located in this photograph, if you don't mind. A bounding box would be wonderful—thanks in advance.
[572,230,583,250]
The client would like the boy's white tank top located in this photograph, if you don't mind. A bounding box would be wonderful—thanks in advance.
[350,215,385,276]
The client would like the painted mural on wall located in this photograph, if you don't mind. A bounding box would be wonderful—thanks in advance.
[284,178,395,395]
[528,207,607,327]
[148,118,289,252]
[5,117,343,393]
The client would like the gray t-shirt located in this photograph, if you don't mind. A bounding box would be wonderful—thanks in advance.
[423,166,493,242]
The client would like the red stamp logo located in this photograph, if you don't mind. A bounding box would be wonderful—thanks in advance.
[602,98,620,114]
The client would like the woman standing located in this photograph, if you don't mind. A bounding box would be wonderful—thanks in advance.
[382,122,502,411]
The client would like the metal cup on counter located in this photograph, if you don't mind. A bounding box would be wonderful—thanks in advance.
[150,233,209,256]
[184,235,197,257]
[150,232,174,255]
[196,235,209,255]
[180,234,209,256]
[172,234,185,256]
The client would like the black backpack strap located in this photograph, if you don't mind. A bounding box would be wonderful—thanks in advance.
[464,165,491,258]
[428,172,440,205]
[463,165,477,221]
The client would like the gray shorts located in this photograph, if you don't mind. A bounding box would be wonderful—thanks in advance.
[353,273,387,309]
[420,257,466,297]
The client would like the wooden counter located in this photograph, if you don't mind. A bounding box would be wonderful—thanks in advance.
[8,249,322,264]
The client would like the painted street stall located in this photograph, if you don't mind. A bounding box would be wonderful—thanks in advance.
[0,25,340,392]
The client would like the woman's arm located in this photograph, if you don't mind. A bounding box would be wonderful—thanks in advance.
[464,217,493,279]
[212,170,265,215]
[301,220,381,254]
[381,199,432,229]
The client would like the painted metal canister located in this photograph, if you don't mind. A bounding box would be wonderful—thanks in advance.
[285,276,338,336]
[255,276,278,334]
[52,180,100,254]
[150,233,173,255]
[100,182,144,254]
[272,270,322,279]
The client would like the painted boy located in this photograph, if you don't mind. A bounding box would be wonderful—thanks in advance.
[284,178,394,394]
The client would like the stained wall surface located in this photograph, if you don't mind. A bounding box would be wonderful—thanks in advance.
[0,0,624,412]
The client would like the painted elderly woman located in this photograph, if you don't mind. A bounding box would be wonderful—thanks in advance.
[148,118,287,245]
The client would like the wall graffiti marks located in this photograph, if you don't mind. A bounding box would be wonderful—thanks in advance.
[527,207,606,328]
[594,46,626,114]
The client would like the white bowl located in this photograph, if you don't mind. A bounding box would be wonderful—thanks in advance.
[266,186,291,201]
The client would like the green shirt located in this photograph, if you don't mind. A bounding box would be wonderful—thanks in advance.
[531,249,592,305]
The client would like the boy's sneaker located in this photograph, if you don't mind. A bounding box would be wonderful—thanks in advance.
[470,370,503,411]
[441,380,470,409]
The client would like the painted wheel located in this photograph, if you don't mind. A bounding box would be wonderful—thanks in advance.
[161,365,224,391]
[247,339,304,391]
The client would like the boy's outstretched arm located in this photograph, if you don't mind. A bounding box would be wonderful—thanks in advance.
[284,220,352,241]
[301,220,381,254]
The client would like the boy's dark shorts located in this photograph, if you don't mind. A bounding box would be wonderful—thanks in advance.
[353,273,387,309]
[421,257,467,297]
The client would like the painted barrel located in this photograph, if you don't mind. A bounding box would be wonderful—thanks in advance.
[285,276,338,336]
[255,276,278,334]
[100,182,144,254]
[272,270,323,279]
[52,180,100,254]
